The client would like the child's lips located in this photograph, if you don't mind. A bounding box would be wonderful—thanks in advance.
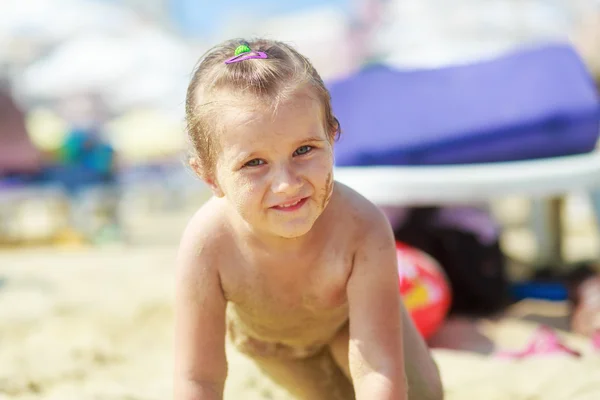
[271,197,308,211]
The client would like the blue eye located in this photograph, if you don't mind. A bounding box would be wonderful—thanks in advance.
[294,145,313,156]
[245,159,265,167]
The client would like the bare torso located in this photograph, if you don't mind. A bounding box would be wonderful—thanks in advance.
[212,184,362,357]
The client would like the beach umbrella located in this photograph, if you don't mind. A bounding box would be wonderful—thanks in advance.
[21,34,138,99]
[20,27,194,105]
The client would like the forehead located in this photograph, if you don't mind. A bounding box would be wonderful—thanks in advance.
[214,88,325,151]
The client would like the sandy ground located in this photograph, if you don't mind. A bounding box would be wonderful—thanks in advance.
[1,244,600,400]
[0,245,303,400]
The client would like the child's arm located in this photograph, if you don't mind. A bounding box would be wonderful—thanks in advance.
[346,208,443,400]
[173,225,228,400]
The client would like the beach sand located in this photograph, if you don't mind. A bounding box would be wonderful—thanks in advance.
[0,246,293,400]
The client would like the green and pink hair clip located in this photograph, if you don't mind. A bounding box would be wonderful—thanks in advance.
[225,44,268,64]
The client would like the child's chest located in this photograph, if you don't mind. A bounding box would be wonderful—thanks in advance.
[221,247,353,318]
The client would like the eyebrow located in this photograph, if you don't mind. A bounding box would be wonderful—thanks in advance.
[299,136,327,144]
[234,151,259,164]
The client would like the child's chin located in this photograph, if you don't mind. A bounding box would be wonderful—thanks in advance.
[272,221,315,239]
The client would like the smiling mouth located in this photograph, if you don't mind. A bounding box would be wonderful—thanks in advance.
[271,197,308,211]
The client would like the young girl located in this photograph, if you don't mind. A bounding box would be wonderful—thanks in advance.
[174,38,443,400]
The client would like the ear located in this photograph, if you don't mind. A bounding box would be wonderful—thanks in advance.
[329,117,341,144]
[189,157,224,198]
[204,175,225,198]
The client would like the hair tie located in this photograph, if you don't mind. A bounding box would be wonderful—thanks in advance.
[225,44,268,64]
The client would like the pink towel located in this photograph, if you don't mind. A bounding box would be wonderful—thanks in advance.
[495,326,581,359]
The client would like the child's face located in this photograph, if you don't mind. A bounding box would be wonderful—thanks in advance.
[211,89,334,239]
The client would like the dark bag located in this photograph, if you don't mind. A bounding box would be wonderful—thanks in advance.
[393,206,509,315]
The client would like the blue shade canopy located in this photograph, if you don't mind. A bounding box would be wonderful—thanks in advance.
[329,43,600,167]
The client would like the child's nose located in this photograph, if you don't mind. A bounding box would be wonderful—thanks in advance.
[270,165,302,194]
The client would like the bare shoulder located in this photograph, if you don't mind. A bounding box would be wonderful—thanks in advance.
[176,196,231,279]
[330,181,394,245]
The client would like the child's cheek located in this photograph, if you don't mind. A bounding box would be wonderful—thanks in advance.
[232,174,262,206]
[320,171,333,210]
[313,152,334,181]
[305,154,334,206]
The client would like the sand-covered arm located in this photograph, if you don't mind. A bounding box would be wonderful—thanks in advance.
[346,207,443,400]
[173,219,228,400]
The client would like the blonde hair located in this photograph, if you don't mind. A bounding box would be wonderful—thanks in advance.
[185,38,340,176]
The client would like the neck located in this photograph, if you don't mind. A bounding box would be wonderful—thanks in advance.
[248,228,313,255]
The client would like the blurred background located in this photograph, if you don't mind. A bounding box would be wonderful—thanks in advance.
[0,0,599,247]
[1,1,600,399]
